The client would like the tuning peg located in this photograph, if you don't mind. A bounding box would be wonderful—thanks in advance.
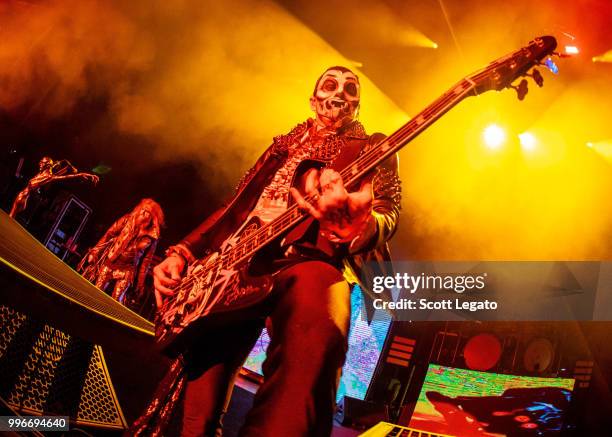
[527,68,544,87]
[509,79,529,100]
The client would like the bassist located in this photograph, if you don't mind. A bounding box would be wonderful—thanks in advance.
[151,66,401,437]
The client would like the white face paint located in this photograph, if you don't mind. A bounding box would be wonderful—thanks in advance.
[310,69,360,128]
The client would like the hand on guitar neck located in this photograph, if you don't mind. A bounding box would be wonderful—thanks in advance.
[290,167,375,248]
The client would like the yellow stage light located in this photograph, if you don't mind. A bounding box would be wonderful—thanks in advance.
[565,45,579,55]
[432,42,439,49]
[519,132,537,151]
[585,140,612,162]
[592,49,612,63]
[483,124,506,149]
[397,29,438,48]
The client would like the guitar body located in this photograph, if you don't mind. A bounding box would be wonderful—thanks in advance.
[156,247,274,355]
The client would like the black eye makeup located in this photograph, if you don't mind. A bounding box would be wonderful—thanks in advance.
[344,82,358,96]
[321,79,337,92]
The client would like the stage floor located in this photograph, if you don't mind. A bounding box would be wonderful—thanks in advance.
[228,375,361,437]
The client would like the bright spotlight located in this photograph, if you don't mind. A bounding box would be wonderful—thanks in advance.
[432,42,439,49]
[483,124,506,149]
[519,132,537,151]
[585,140,612,161]
[592,49,612,63]
[565,45,579,55]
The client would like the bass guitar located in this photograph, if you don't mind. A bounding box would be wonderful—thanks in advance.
[157,36,561,355]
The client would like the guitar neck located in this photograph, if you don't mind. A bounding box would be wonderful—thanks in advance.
[341,77,476,186]
[224,78,477,267]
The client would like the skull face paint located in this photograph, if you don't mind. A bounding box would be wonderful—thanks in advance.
[310,68,360,128]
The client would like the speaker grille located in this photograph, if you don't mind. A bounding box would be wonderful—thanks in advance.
[0,304,126,429]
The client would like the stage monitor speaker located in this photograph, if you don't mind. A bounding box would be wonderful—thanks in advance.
[523,337,555,373]
[427,323,561,376]
[0,304,126,430]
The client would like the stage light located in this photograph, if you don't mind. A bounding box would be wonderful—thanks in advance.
[432,42,438,49]
[396,29,437,48]
[565,45,579,55]
[463,333,502,371]
[585,140,612,162]
[519,132,537,151]
[483,124,506,149]
[592,49,612,63]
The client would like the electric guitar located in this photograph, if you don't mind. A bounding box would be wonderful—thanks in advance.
[157,36,560,355]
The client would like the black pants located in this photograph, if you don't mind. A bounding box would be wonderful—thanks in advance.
[181,260,351,437]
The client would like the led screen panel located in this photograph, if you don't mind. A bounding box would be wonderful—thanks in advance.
[243,285,392,403]
[409,364,575,436]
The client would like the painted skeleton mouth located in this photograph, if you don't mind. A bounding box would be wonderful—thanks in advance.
[325,98,348,110]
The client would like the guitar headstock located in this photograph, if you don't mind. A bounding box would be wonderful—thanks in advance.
[469,36,559,100]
